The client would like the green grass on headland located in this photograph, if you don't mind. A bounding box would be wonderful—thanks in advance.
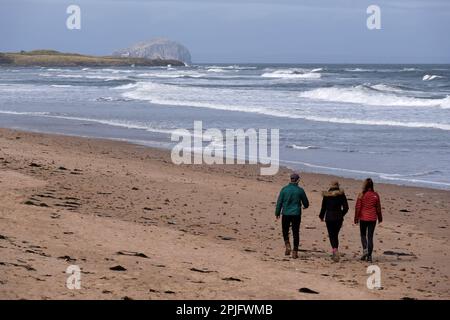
[0,50,184,67]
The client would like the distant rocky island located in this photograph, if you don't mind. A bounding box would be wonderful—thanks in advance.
[0,50,184,67]
[113,38,192,65]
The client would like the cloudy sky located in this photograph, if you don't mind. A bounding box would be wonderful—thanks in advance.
[1,0,449,63]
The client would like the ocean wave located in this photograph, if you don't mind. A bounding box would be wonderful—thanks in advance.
[261,69,321,79]
[0,110,173,134]
[287,144,320,150]
[50,84,74,88]
[382,170,442,178]
[50,117,174,134]
[202,65,257,71]
[112,83,138,90]
[297,115,450,131]
[206,67,240,73]
[119,82,450,131]
[281,159,450,188]
[401,67,419,72]
[207,68,226,73]
[95,96,133,102]
[55,74,84,78]
[45,68,69,72]
[369,84,404,93]
[101,68,134,74]
[299,86,450,108]
[345,68,375,72]
[0,110,51,116]
[135,72,204,79]
[423,74,444,81]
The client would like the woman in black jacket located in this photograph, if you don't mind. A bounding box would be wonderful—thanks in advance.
[319,181,349,262]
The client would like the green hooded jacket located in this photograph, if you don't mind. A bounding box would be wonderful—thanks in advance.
[275,182,309,216]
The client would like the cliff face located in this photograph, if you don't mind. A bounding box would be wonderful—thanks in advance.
[113,38,192,65]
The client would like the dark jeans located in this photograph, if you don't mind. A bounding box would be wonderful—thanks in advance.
[326,219,343,249]
[282,215,301,251]
[360,220,377,256]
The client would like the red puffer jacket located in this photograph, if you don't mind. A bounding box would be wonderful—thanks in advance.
[354,191,383,223]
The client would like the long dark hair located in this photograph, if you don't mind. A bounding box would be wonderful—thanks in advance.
[362,178,374,193]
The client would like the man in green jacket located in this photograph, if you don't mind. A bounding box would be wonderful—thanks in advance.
[275,173,309,259]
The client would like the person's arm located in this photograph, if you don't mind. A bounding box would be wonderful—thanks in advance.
[319,197,326,221]
[275,189,284,217]
[376,193,383,223]
[341,193,349,217]
[301,190,309,209]
[354,194,362,224]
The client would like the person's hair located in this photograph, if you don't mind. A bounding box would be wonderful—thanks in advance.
[329,180,340,190]
[362,178,374,193]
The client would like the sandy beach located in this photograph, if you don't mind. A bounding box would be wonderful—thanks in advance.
[0,128,449,300]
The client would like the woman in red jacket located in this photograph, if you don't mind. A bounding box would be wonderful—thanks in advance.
[354,178,383,263]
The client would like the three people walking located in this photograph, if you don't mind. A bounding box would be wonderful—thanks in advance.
[275,174,382,262]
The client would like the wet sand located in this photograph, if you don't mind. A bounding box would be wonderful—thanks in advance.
[0,128,449,299]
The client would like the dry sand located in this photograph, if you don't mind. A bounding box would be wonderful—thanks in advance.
[0,128,449,300]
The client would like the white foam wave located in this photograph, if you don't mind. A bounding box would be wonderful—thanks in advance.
[95,96,133,102]
[203,65,257,71]
[136,72,204,79]
[298,115,450,131]
[287,144,320,150]
[0,110,173,134]
[423,74,444,81]
[261,69,321,79]
[101,68,134,74]
[112,83,138,90]
[50,84,74,88]
[55,74,128,81]
[0,110,51,116]
[382,170,442,178]
[345,68,374,72]
[281,159,450,188]
[370,84,404,93]
[45,68,67,72]
[299,86,450,108]
[207,68,233,73]
[120,82,450,131]
[56,74,83,78]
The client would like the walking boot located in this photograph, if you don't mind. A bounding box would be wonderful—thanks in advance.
[361,249,368,261]
[284,241,291,256]
[332,248,340,262]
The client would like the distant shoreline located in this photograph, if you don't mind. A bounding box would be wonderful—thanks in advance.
[0,50,184,67]
[1,125,448,192]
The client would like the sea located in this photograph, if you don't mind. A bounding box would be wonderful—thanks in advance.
[0,64,449,189]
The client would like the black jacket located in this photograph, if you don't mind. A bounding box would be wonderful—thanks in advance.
[319,188,349,222]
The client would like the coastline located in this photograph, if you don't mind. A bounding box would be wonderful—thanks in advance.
[0,128,449,299]
[1,124,448,192]
[0,50,184,67]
